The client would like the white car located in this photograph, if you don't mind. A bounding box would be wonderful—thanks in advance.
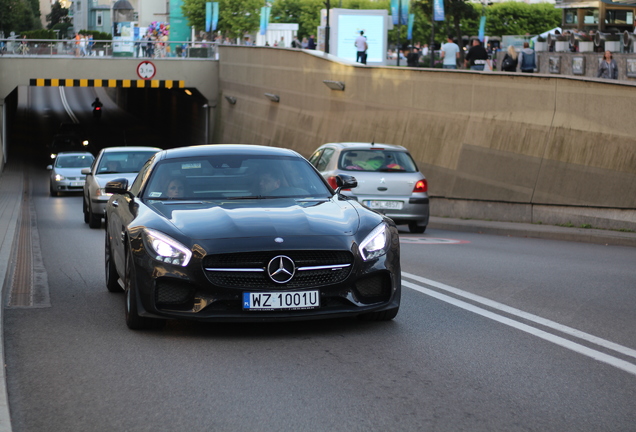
[308,142,430,233]
[47,151,95,196]
[82,146,161,228]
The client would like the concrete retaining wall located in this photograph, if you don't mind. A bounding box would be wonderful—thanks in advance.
[216,46,636,230]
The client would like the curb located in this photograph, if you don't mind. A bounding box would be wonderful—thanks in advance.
[428,217,636,247]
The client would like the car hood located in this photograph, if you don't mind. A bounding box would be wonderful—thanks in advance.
[52,168,90,176]
[146,198,361,239]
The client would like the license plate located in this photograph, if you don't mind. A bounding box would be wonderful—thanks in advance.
[365,200,403,210]
[70,181,85,187]
[243,290,320,311]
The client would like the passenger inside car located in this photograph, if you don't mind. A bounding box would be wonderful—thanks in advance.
[165,177,186,198]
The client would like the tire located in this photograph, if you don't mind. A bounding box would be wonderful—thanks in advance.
[358,306,399,321]
[125,252,165,330]
[50,185,58,197]
[408,222,426,234]
[88,202,102,229]
[105,232,123,292]
[83,198,89,223]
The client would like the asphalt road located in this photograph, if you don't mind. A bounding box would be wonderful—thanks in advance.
[3,165,636,431]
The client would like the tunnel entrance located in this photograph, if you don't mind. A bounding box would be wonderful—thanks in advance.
[6,85,209,164]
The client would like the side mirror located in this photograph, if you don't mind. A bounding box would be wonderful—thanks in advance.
[335,174,357,192]
[81,168,91,175]
[104,178,129,195]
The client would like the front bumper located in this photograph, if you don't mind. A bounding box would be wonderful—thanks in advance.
[129,236,401,322]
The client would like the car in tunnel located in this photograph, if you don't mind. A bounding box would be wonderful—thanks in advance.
[47,151,95,196]
[308,142,430,233]
[82,146,161,228]
[103,144,401,330]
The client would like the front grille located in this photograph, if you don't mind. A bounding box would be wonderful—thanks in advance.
[155,279,196,306]
[203,250,353,289]
[355,273,391,303]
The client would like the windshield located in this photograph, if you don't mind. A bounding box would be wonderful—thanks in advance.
[97,151,157,174]
[143,155,332,201]
[55,154,94,168]
[338,150,418,172]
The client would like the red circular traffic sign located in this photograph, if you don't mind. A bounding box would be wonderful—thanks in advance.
[137,61,156,80]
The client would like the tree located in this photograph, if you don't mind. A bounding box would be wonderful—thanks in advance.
[182,0,262,39]
[0,0,40,34]
[483,2,561,37]
[46,1,69,30]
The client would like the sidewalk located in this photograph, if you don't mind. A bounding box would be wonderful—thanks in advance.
[0,162,24,432]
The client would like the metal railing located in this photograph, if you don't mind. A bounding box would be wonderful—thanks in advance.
[0,39,219,59]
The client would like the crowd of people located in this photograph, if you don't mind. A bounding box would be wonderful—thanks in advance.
[387,34,620,79]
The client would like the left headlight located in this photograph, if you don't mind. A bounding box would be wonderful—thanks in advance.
[360,223,389,261]
[142,228,192,267]
[54,174,65,181]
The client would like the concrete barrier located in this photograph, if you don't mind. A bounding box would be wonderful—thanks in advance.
[215,46,636,230]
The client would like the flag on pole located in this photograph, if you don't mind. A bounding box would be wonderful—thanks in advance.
[391,0,399,25]
[434,0,445,21]
[478,15,486,42]
[212,2,219,31]
[260,7,271,36]
[205,3,211,32]
[400,0,410,26]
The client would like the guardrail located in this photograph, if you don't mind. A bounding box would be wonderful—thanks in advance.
[0,39,219,59]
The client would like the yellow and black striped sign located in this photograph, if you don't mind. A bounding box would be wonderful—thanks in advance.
[29,79,185,88]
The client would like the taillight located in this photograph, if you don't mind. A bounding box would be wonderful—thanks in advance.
[413,179,427,193]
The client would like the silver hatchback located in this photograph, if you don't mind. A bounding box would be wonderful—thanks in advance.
[308,142,429,233]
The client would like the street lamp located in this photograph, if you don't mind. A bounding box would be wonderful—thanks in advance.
[324,0,330,54]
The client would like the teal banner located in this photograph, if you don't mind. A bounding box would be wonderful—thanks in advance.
[260,7,270,36]
[407,13,414,40]
[205,2,211,32]
[212,2,218,31]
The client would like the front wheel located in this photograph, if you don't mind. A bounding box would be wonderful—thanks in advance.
[408,222,426,234]
[88,202,102,229]
[125,252,165,330]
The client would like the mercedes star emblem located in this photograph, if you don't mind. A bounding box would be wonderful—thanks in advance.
[267,255,296,284]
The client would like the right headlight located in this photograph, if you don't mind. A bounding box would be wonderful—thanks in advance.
[360,223,389,261]
[142,228,192,267]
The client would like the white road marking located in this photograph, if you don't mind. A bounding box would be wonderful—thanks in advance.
[400,237,470,245]
[58,87,79,123]
[402,274,636,377]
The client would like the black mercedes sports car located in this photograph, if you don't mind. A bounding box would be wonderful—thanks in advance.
[104,144,401,329]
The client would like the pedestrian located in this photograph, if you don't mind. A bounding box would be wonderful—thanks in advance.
[79,35,87,56]
[597,50,618,79]
[87,35,94,56]
[308,35,316,50]
[518,42,536,73]
[500,45,518,72]
[355,31,368,64]
[74,32,81,57]
[301,37,308,49]
[406,46,420,67]
[440,35,460,69]
[464,39,488,70]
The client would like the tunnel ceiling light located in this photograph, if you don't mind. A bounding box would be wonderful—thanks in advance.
[184,89,193,96]
[224,95,237,105]
[323,80,345,91]
[264,93,280,103]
